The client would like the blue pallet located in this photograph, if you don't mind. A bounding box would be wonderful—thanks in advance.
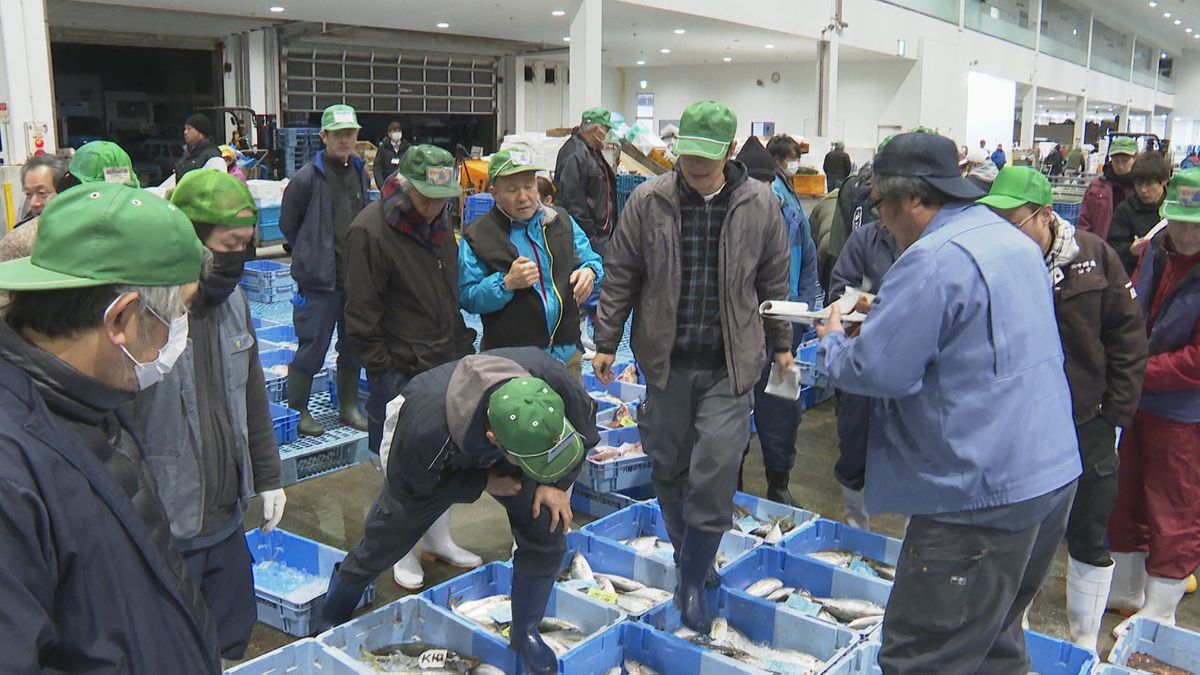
[570,482,656,519]
[580,426,652,492]
[277,392,371,485]
[317,596,520,674]
[781,518,903,580]
[225,638,360,674]
[463,193,495,223]
[421,562,624,657]
[642,587,858,673]
[1026,630,1096,675]
[732,491,819,545]
[581,502,761,570]
[583,374,647,404]
[560,621,753,675]
[1110,617,1200,673]
[245,528,376,637]
[718,546,891,637]
[270,402,300,445]
[557,531,676,617]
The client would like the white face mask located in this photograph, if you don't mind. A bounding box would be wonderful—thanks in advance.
[107,297,189,390]
[390,132,403,143]
[785,160,802,176]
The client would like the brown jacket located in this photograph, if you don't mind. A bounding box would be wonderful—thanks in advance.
[1053,225,1147,427]
[595,167,792,396]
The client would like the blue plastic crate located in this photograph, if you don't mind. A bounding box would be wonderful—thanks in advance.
[825,639,880,675]
[317,596,520,674]
[1094,666,1139,675]
[256,323,297,345]
[596,420,642,448]
[225,638,361,674]
[570,482,656,519]
[463,193,495,223]
[1026,630,1096,675]
[1053,201,1082,226]
[797,337,825,387]
[560,621,752,674]
[270,402,300,445]
[241,282,296,304]
[609,360,645,384]
[1110,617,1200,673]
[718,546,891,637]
[421,562,624,657]
[257,221,285,245]
[583,374,647,404]
[251,316,280,331]
[557,531,676,617]
[277,393,370,485]
[642,587,858,673]
[781,518,903,581]
[579,426,652,492]
[595,400,638,433]
[258,204,281,226]
[581,502,761,570]
[617,173,649,194]
[244,528,376,637]
[242,260,291,286]
[324,365,370,410]
[731,491,819,545]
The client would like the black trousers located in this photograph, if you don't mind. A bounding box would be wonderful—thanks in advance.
[879,486,1074,674]
[182,528,258,661]
[833,391,870,490]
[337,463,567,588]
[1065,416,1120,567]
[365,370,410,455]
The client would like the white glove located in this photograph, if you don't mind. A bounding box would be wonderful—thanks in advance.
[260,489,287,532]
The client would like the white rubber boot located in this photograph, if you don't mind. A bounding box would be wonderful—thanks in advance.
[1114,575,1189,638]
[1066,557,1114,652]
[421,511,483,569]
[580,317,596,356]
[1107,551,1148,613]
[840,485,870,532]
[393,547,424,590]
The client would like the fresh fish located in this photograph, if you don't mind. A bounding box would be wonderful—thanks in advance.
[810,548,897,581]
[809,549,854,567]
[569,553,595,583]
[766,586,794,602]
[615,593,659,615]
[623,660,659,675]
[597,576,616,594]
[764,521,785,545]
[811,596,886,623]
[358,642,486,673]
[451,594,508,618]
[617,364,640,383]
[1127,652,1191,675]
[595,573,645,592]
[680,616,824,673]
[745,577,784,598]
[626,536,659,553]
[847,615,884,631]
[538,617,583,634]
[867,559,897,581]
[604,668,622,675]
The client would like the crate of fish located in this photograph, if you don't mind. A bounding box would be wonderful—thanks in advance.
[557,531,676,617]
[732,492,818,546]
[642,586,858,674]
[225,638,362,674]
[719,546,891,638]
[245,528,376,637]
[1025,630,1096,675]
[561,621,752,675]
[581,502,761,571]
[596,399,638,434]
[420,562,625,660]
[1109,617,1200,674]
[780,519,901,583]
[260,348,327,404]
[579,426,653,493]
[570,482,657,519]
[583,373,647,404]
[269,402,300,445]
[277,393,371,485]
[317,595,518,674]
[824,639,879,675]
[609,360,645,385]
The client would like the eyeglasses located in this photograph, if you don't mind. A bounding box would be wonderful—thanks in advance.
[1008,210,1039,229]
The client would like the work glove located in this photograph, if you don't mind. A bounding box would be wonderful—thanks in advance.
[260,488,287,532]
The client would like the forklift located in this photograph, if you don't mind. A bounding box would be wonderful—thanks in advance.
[194,106,279,179]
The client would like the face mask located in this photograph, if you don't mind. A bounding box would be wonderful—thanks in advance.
[390,132,403,143]
[785,160,802,176]
[107,297,189,390]
[201,248,249,306]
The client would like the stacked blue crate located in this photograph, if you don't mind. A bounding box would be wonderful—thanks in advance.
[616,173,649,214]
[561,621,750,674]
[225,638,360,674]
[1110,617,1200,673]
[781,518,904,582]
[240,259,296,304]
[462,193,495,223]
[275,128,321,178]
[581,502,761,570]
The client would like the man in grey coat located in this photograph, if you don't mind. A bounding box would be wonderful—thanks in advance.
[593,99,793,634]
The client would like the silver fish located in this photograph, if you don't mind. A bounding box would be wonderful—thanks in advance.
[604,668,622,675]
[626,536,659,553]
[764,521,785,544]
[358,642,486,674]
[569,553,595,583]
[683,617,824,673]
[623,660,659,675]
[615,594,658,615]
[848,615,885,631]
[809,550,854,567]
[745,577,784,598]
[597,576,616,594]
[538,617,583,634]
[812,596,885,623]
[766,586,794,602]
[595,573,645,592]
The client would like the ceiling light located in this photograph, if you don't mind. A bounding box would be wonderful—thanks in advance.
[1163,51,1170,58]
[764,43,775,49]
[1176,117,1183,122]
[1072,28,1078,36]
[551,9,566,16]
[1175,19,1182,25]
[660,48,670,54]
[639,80,648,89]
[723,56,733,62]
[1150,1,1158,5]
[436,22,450,28]
[636,59,646,65]
[674,28,686,35]
[563,36,571,42]
[269,4,285,11]
[1165,11,1172,17]
[1189,28,1194,33]
[1194,33,1199,38]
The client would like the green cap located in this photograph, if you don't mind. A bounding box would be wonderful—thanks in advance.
[977,166,1054,210]
[1110,137,1139,156]
[1161,168,1200,223]
[171,169,258,228]
[581,107,612,128]
[399,144,462,198]
[70,141,138,187]
[0,183,203,290]
[676,100,737,160]
[320,104,361,132]
[487,148,544,184]
[487,377,585,484]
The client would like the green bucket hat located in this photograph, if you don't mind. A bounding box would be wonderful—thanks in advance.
[487,148,543,184]
[676,100,737,161]
[399,144,462,198]
[977,166,1054,210]
[171,169,258,228]
[1109,137,1139,156]
[0,183,203,291]
[321,104,361,132]
[581,107,612,128]
[70,141,138,187]
[487,377,585,484]
[1161,168,1200,223]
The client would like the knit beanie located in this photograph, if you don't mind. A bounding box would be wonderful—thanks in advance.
[735,136,777,183]
[185,112,214,139]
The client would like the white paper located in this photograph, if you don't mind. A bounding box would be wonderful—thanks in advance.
[763,363,802,401]
[759,287,872,325]
[1143,219,1169,243]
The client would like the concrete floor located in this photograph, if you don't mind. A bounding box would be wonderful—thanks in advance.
[236,397,1200,666]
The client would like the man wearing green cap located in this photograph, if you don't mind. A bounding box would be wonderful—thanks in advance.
[1078,135,1140,240]
[319,347,597,674]
[1107,167,1200,636]
[980,165,1146,652]
[594,99,793,634]
[124,169,285,660]
[554,107,618,254]
[0,183,220,671]
[280,103,372,436]
[344,145,481,589]
[460,148,603,379]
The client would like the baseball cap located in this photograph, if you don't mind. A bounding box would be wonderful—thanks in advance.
[874,131,985,201]
[581,107,612,128]
[321,104,361,132]
[488,148,543,184]
[675,100,737,161]
[487,377,585,484]
[171,169,259,228]
[70,141,138,187]
[977,166,1053,210]
[1109,137,1139,156]
[399,144,462,199]
[1161,168,1200,223]
[0,183,203,290]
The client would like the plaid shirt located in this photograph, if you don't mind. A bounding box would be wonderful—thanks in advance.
[674,170,741,363]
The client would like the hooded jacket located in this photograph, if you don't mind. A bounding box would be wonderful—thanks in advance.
[1108,192,1164,275]
[1078,164,1132,241]
[279,150,372,291]
[554,131,618,244]
[1131,233,1200,423]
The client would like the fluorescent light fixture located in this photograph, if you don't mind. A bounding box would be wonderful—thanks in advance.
[897,38,906,56]
[563,36,571,42]
[764,43,775,49]
[1176,117,1183,122]
[1072,28,1078,36]
[660,48,670,54]
[269,4,285,11]
[674,28,686,34]
[636,59,646,65]
[990,6,1000,18]
[639,80,648,89]
[1188,28,1194,33]
[1165,11,1172,17]
[1175,19,1182,25]
[436,22,450,28]
[551,9,566,16]
[1150,1,1158,5]
[1163,52,1170,58]
[1195,33,1200,39]
[723,56,733,62]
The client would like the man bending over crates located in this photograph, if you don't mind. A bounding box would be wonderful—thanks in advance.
[128,169,285,661]
[321,347,597,674]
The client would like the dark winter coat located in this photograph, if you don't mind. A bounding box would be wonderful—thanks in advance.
[1108,193,1164,275]
[279,150,372,291]
[554,132,618,244]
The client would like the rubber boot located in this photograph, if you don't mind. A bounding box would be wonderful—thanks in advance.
[316,564,368,632]
[841,484,870,531]
[676,528,724,634]
[1066,557,1114,652]
[1107,551,1148,614]
[580,317,596,356]
[287,369,325,437]
[1115,575,1189,638]
[392,548,424,590]
[765,469,796,507]
[337,367,368,431]
[509,573,558,674]
[421,511,483,569]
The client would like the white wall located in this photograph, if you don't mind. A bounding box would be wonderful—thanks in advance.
[1174,53,1200,119]
[966,70,1017,151]
[601,67,624,120]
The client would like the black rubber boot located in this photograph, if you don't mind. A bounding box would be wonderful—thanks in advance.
[765,469,797,507]
[676,528,723,634]
[287,369,325,436]
[336,367,368,431]
[314,563,368,634]
[509,573,558,674]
